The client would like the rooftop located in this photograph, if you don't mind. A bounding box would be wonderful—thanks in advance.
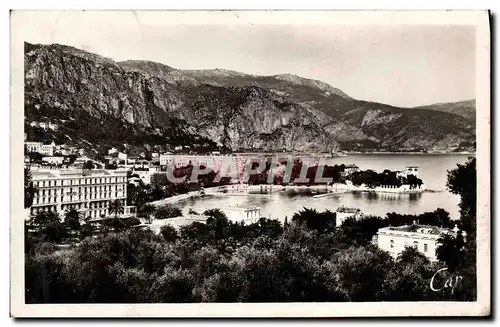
[226,206,260,212]
[32,168,127,179]
[185,214,211,222]
[336,206,361,213]
[380,224,453,236]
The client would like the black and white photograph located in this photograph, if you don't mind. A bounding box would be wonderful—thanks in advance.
[10,10,490,317]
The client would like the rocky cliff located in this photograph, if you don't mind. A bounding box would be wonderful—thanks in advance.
[24,42,476,153]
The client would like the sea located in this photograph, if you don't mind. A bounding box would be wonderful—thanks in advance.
[176,154,474,221]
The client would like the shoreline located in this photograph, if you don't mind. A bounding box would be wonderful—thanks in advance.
[232,151,475,156]
[150,183,429,207]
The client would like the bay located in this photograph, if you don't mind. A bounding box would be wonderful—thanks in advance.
[177,154,474,221]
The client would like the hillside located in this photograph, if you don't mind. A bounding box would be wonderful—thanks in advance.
[24,42,476,153]
[413,100,476,123]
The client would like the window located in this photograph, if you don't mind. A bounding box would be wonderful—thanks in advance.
[390,240,394,249]
[424,244,428,252]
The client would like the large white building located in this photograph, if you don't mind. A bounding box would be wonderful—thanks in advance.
[29,169,135,219]
[396,166,420,179]
[377,224,456,261]
[159,154,220,168]
[223,206,261,225]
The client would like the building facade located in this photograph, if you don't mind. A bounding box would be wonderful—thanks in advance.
[223,206,261,225]
[342,164,360,177]
[335,206,363,226]
[29,169,133,219]
[159,154,223,169]
[377,224,455,261]
[396,166,420,179]
[39,144,55,156]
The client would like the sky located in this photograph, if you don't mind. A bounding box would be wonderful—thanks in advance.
[17,11,476,107]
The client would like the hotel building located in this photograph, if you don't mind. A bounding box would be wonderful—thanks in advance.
[377,224,456,261]
[29,169,135,219]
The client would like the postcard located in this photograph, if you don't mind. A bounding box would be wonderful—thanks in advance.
[10,10,490,317]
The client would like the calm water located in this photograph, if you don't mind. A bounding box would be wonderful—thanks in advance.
[178,154,473,221]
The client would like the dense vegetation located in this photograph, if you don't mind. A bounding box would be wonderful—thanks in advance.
[24,158,476,303]
[24,101,224,156]
[350,169,423,188]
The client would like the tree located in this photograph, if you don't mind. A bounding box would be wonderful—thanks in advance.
[140,204,156,224]
[396,245,429,266]
[79,223,94,240]
[24,168,37,208]
[332,246,395,301]
[291,207,336,234]
[436,233,466,273]
[160,225,178,243]
[108,199,124,219]
[445,157,477,300]
[64,208,83,230]
[446,157,476,234]
[204,209,230,240]
[42,221,67,243]
[154,205,182,220]
[83,160,95,170]
[203,209,227,221]
[30,211,61,229]
[383,246,436,301]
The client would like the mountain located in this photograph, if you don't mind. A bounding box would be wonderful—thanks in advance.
[413,100,476,123]
[24,42,476,154]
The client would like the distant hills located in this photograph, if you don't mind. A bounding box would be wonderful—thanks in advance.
[413,100,476,123]
[24,42,476,154]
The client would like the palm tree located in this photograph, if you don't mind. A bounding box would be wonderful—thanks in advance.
[64,207,83,230]
[30,210,60,229]
[108,199,124,220]
[140,203,156,224]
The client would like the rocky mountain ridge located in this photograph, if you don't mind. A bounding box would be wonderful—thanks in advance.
[24,42,476,153]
